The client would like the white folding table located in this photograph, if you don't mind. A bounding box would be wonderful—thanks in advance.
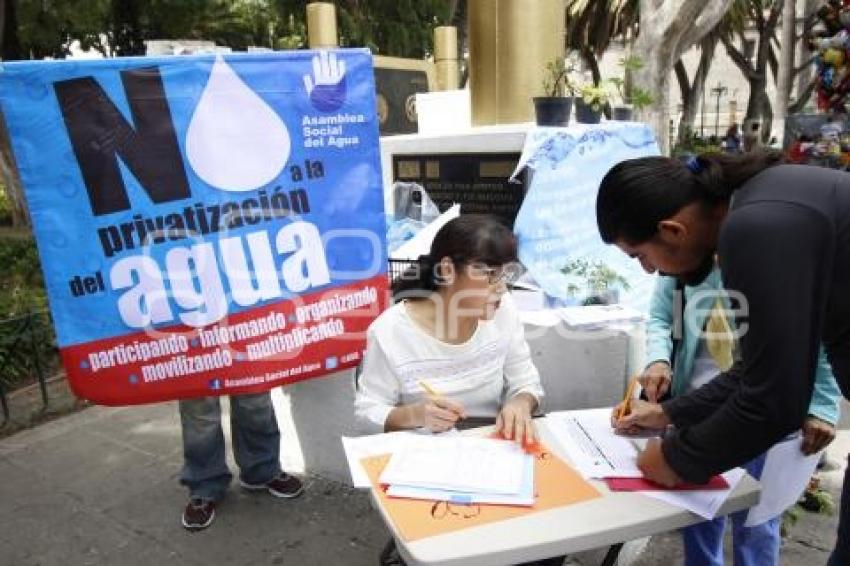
[369,418,761,566]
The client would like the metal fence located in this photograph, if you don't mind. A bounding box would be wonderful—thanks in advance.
[0,310,59,426]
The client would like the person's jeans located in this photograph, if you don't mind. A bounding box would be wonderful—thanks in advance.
[179,392,282,502]
[828,453,850,566]
[681,453,781,566]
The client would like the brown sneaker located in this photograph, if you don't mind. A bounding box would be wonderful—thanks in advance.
[241,472,304,499]
[181,498,215,531]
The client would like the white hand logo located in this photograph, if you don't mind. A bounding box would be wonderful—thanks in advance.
[303,51,347,95]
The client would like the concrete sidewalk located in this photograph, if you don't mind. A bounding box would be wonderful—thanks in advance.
[0,397,845,565]
[0,401,388,565]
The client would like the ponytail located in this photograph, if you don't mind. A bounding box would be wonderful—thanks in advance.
[391,254,438,297]
[689,151,784,202]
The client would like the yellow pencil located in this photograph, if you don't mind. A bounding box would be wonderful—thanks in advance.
[418,380,442,398]
[617,376,639,420]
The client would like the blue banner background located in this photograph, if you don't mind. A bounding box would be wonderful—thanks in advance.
[0,49,386,347]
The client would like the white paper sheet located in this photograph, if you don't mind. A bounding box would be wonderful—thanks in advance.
[545,408,646,478]
[744,432,821,527]
[341,429,457,488]
[379,436,527,495]
[385,452,535,506]
[642,468,746,520]
[557,305,645,328]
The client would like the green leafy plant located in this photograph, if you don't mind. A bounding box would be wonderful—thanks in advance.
[609,77,627,103]
[608,56,654,111]
[782,476,835,539]
[0,234,58,393]
[781,505,800,539]
[629,87,655,111]
[0,186,11,226]
[542,58,576,98]
[799,476,835,514]
[579,83,611,112]
[561,259,630,294]
[619,55,645,74]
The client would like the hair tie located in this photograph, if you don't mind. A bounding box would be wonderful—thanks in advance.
[686,155,702,173]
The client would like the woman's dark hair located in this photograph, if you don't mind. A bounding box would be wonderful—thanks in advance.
[391,214,518,297]
[596,150,783,245]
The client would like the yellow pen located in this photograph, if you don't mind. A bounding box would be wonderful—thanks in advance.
[419,380,464,420]
[617,375,639,421]
[418,380,442,398]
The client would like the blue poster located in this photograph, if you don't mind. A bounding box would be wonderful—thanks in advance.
[0,49,387,404]
[513,123,659,311]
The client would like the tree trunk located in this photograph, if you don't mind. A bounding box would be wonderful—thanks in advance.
[1,0,23,60]
[789,78,816,114]
[0,111,30,228]
[720,2,783,142]
[675,34,717,145]
[744,75,767,123]
[774,0,796,143]
[632,0,733,154]
[451,0,469,87]
[581,46,602,87]
[110,0,146,56]
[796,0,820,102]
[674,60,692,142]
[760,90,774,144]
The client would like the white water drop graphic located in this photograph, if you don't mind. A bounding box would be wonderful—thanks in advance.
[186,56,290,191]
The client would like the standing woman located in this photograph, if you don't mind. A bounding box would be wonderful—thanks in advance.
[355,214,544,444]
[640,265,839,565]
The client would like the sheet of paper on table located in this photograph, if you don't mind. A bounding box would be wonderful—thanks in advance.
[545,408,645,478]
[642,468,746,520]
[341,429,459,489]
[379,436,527,495]
[545,408,746,520]
[385,452,535,506]
[557,305,645,328]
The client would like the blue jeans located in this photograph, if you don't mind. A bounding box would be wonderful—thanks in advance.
[179,392,282,502]
[682,453,780,566]
[828,453,850,566]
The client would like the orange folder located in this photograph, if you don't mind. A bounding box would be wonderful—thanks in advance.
[361,443,602,542]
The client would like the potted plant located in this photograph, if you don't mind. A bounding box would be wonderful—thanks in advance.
[609,56,655,121]
[561,259,631,305]
[575,83,611,124]
[533,59,576,127]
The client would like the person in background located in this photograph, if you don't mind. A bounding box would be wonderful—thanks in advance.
[179,393,303,531]
[639,263,840,565]
[788,134,815,163]
[723,123,741,153]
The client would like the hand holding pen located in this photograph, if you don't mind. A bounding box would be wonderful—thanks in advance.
[417,380,466,433]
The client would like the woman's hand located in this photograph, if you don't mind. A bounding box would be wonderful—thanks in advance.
[639,361,672,403]
[496,393,539,445]
[801,415,836,455]
[610,399,672,434]
[415,397,466,433]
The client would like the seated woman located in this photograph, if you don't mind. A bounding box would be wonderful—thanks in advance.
[355,214,544,443]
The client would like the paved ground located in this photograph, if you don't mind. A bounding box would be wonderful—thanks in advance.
[0,394,846,565]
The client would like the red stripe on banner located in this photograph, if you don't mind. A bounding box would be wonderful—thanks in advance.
[61,274,390,405]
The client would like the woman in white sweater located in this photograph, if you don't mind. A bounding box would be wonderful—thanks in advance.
[355,214,544,443]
